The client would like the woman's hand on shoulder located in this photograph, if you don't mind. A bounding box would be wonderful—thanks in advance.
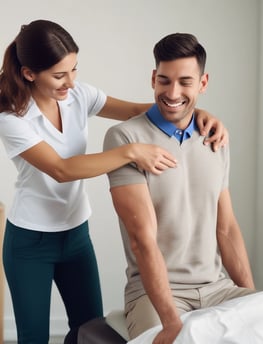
[195,108,229,152]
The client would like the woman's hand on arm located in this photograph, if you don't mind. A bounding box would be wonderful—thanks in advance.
[20,141,177,182]
[130,143,177,174]
[195,108,229,151]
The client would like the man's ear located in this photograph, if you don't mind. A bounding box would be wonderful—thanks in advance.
[151,69,157,89]
[199,73,209,94]
[21,66,35,82]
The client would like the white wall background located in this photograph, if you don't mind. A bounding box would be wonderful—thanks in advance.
[0,0,262,340]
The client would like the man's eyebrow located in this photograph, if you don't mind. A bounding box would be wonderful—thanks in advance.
[156,74,194,80]
[157,74,194,80]
[179,76,194,80]
[156,74,169,79]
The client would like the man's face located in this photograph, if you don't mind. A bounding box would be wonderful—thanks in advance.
[152,57,208,129]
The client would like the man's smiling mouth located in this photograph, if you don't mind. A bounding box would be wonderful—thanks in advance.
[161,99,186,108]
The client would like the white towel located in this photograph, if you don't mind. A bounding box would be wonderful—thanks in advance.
[127,292,263,344]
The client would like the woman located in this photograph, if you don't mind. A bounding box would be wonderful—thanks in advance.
[0,20,227,344]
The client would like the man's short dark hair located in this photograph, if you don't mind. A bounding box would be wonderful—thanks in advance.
[153,33,207,74]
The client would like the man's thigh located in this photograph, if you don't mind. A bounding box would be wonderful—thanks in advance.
[125,280,255,340]
[125,291,200,340]
[200,278,255,308]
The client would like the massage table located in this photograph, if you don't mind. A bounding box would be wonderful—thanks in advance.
[64,291,263,344]
[64,310,129,344]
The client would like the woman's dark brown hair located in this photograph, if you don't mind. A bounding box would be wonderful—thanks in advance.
[0,19,79,116]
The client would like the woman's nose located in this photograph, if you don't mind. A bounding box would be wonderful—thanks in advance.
[64,75,75,88]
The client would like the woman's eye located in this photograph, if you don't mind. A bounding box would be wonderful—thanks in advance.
[54,74,64,80]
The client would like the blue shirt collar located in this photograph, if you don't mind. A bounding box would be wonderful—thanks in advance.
[146,104,196,142]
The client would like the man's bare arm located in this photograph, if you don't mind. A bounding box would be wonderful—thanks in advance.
[111,183,182,344]
[216,189,255,289]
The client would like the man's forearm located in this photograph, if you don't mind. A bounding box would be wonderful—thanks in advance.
[217,228,255,289]
[133,240,182,328]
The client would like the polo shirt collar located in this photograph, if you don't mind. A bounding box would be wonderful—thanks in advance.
[25,91,75,120]
[146,104,196,139]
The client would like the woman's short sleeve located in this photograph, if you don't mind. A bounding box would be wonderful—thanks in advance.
[0,114,42,159]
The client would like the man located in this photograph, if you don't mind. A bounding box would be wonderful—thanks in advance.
[103,33,255,344]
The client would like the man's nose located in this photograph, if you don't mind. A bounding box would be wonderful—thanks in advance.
[166,83,180,99]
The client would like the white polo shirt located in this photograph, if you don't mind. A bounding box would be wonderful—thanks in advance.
[0,81,107,232]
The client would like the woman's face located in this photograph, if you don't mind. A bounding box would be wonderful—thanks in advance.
[25,53,78,101]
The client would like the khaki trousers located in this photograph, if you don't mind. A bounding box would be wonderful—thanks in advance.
[125,278,255,339]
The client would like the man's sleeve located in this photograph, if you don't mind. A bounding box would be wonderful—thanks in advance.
[103,124,147,188]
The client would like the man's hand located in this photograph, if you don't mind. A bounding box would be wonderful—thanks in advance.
[153,321,183,344]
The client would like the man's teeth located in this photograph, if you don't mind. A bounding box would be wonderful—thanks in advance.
[163,100,186,108]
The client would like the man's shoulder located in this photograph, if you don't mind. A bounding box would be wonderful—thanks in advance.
[115,112,147,127]
[107,113,149,135]
[104,113,153,149]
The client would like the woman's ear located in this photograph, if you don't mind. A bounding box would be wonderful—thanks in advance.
[21,66,35,82]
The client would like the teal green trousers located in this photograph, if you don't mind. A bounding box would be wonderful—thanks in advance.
[3,220,103,344]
